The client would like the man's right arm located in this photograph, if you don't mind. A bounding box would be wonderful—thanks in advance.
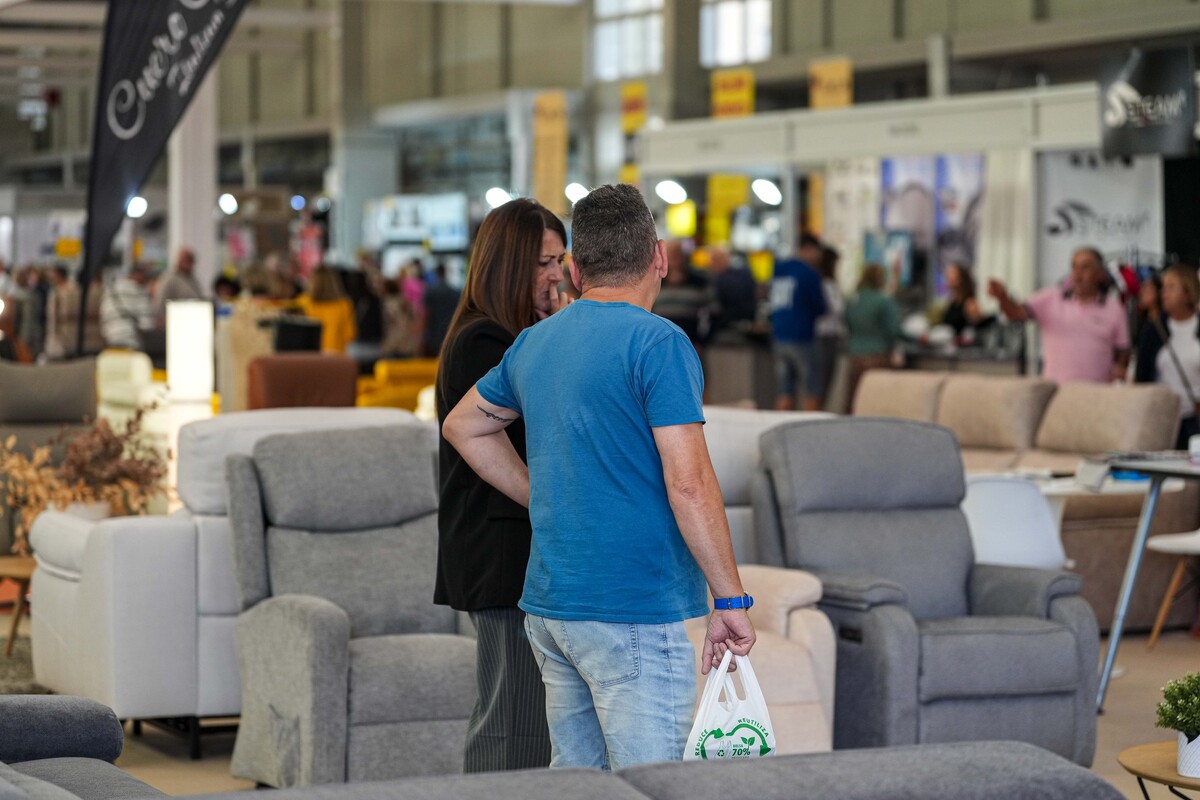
[653,422,755,674]
[986,279,1031,322]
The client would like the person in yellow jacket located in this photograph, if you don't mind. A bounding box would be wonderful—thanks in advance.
[296,265,357,353]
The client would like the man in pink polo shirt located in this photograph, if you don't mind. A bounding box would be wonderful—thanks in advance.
[987,247,1130,384]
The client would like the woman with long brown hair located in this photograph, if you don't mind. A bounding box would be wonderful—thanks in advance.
[434,198,569,772]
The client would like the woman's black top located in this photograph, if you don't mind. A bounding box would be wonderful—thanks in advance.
[434,318,532,611]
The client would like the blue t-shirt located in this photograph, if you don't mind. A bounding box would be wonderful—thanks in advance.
[769,258,827,343]
[475,299,708,624]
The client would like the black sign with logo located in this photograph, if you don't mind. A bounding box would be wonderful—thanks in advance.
[1099,47,1196,158]
[82,0,248,289]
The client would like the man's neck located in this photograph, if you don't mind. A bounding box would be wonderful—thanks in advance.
[1169,308,1196,323]
[1072,289,1099,303]
[580,280,659,312]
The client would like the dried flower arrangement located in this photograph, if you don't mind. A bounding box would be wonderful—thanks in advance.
[0,407,168,555]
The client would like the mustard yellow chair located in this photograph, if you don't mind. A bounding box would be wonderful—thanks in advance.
[356,359,440,412]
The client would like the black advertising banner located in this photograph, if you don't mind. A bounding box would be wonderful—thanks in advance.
[82,0,248,287]
[1099,47,1196,158]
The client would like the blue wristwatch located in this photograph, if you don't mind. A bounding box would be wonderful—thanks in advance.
[713,594,754,610]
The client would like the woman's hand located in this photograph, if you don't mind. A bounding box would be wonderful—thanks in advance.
[535,287,574,320]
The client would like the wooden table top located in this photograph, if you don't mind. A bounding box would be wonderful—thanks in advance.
[0,555,35,581]
[1119,741,1200,790]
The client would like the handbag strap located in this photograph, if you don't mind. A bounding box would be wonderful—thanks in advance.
[1151,315,1200,407]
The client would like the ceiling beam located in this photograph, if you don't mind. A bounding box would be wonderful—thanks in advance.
[0,3,335,29]
[0,29,303,54]
[0,73,91,87]
[0,54,93,71]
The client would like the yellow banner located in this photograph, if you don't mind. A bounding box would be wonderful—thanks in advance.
[54,237,82,259]
[808,58,853,109]
[618,163,641,188]
[705,174,750,244]
[711,68,755,119]
[532,91,569,216]
[621,81,648,134]
[665,200,697,238]
[807,172,825,236]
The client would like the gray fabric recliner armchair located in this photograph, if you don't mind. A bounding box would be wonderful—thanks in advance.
[225,425,477,787]
[753,417,1098,766]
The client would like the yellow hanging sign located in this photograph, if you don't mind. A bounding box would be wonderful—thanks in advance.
[711,68,755,119]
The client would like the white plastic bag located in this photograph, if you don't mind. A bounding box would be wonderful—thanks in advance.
[684,650,776,761]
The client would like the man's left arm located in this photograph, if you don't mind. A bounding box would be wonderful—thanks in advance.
[654,423,755,674]
[442,385,530,508]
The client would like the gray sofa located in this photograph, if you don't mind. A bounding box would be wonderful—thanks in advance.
[0,695,1122,800]
[0,696,164,799]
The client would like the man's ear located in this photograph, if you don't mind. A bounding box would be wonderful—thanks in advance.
[569,259,583,292]
[653,240,668,279]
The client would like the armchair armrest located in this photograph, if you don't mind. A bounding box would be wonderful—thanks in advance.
[737,564,822,637]
[814,571,908,612]
[969,563,1083,619]
[0,696,122,764]
[234,594,351,787]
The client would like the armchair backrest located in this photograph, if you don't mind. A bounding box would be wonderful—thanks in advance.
[177,407,418,516]
[702,405,833,562]
[759,417,973,619]
[227,424,454,638]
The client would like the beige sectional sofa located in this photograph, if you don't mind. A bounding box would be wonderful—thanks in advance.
[854,369,1194,632]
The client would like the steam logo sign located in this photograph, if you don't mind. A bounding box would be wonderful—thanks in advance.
[1104,80,1188,130]
[1045,201,1150,239]
[693,718,772,760]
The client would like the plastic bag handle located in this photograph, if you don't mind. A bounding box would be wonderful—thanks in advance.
[696,649,734,712]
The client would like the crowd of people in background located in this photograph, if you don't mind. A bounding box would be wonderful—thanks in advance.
[2,224,1199,449]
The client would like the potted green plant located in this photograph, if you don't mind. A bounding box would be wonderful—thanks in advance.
[1156,671,1200,777]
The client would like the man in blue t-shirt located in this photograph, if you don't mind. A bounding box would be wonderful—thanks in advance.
[769,233,828,411]
[443,184,755,770]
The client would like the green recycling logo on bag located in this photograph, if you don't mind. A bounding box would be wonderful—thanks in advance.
[684,651,778,761]
[694,717,773,760]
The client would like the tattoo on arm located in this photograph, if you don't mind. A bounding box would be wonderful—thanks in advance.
[476,405,515,423]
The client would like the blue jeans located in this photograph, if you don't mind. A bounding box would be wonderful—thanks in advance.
[523,615,696,771]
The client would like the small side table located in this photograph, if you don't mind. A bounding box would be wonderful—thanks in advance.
[0,555,35,658]
[1119,741,1200,799]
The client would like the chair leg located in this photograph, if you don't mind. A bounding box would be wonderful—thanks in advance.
[4,579,28,658]
[1148,559,1188,651]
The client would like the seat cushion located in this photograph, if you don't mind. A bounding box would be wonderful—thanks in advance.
[918,616,1080,702]
[959,448,1020,473]
[852,370,947,421]
[267,517,456,637]
[348,633,478,725]
[1034,382,1178,454]
[7,758,167,799]
[254,425,437,531]
[0,359,96,424]
[176,407,415,515]
[936,376,1055,451]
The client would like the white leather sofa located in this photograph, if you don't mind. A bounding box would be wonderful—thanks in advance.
[688,405,837,754]
[29,407,421,754]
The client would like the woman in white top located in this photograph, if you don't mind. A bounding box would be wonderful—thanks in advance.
[1135,265,1200,449]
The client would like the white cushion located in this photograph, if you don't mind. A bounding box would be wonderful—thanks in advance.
[177,407,416,514]
[703,406,832,506]
[96,350,153,407]
[29,511,95,578]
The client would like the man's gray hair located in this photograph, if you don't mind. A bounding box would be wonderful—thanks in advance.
[571,184,658,288]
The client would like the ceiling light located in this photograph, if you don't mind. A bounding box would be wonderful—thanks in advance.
[655,180,687,205]
[752,179,783,206]
[485,187,512,209]
[126,196,148,219]
[218,193,239,215]
[290,195,306,211]
[565,183,589,204]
